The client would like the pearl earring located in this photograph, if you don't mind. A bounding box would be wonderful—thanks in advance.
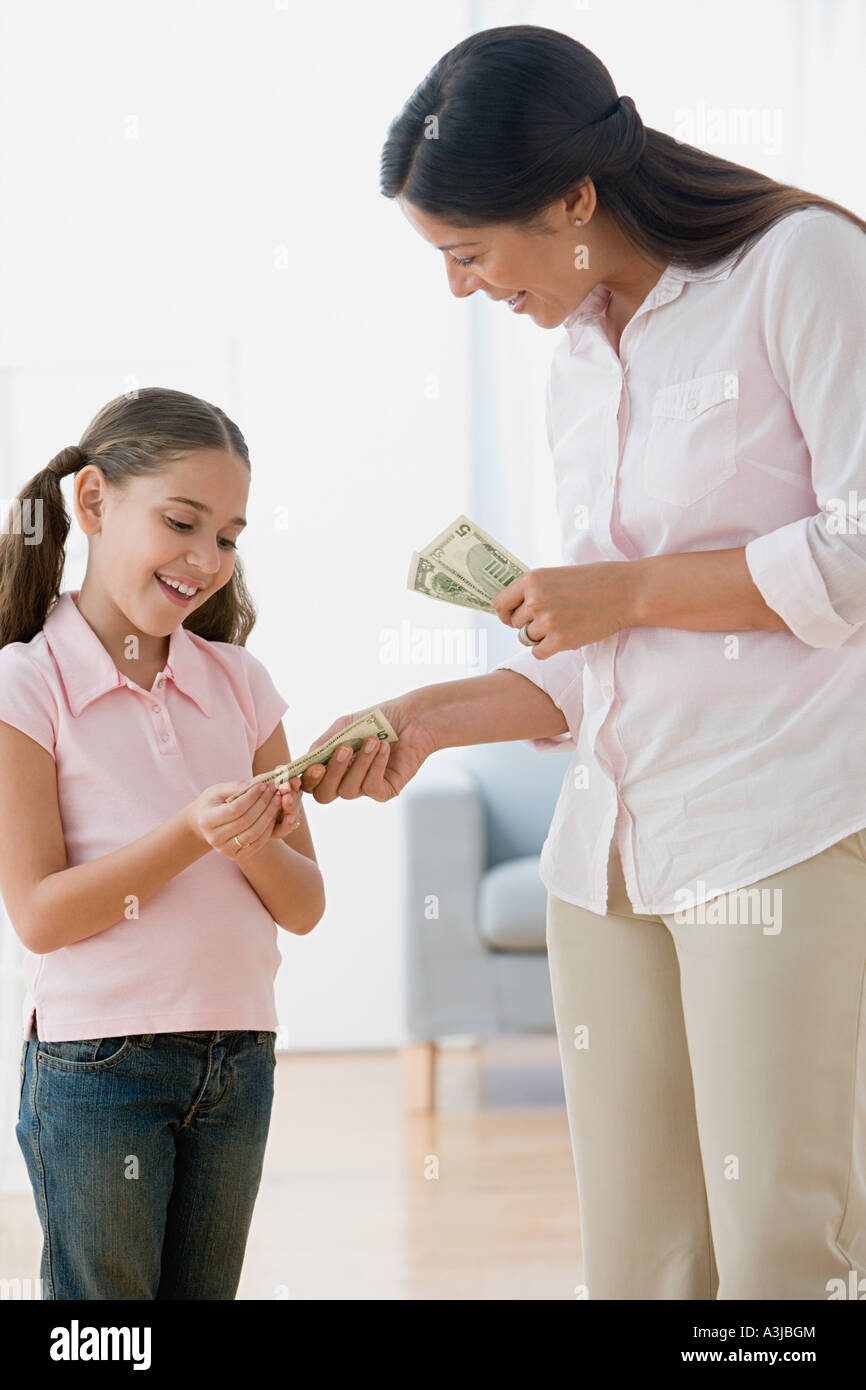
[574,217,583,226]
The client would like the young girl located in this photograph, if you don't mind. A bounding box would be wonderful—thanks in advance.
[0,385,324,1300]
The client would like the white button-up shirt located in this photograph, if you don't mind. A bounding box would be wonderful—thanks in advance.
[496,207,866,914]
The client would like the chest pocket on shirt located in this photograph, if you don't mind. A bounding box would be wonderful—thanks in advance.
[642,369,739,506]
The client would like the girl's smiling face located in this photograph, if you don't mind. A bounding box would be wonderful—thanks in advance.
[74,448,249,637]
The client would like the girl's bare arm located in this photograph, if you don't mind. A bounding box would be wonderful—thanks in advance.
[0,721,282,954]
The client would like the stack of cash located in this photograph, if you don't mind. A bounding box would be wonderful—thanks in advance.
[226,708,399,802]
[407,514,528,613]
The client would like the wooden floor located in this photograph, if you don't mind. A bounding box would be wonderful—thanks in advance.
[0,1036,583,1300]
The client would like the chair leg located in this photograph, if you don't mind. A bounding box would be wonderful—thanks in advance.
[403,1041,436,1114]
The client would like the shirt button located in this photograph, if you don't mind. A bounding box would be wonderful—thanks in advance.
[151,705,160,713]
[606,474,613,488]
[160,734,170,743]
[686,399,698,410]
[603,683,613,698]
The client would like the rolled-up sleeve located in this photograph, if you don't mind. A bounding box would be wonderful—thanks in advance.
[494,646,584,752]
[744,212,866,648]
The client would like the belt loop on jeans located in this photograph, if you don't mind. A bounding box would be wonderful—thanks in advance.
[139,1034,155,1048]
[256,1031,268,1044]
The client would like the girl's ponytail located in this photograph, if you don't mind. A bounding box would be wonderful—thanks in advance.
[0,385,258,651]
[46,445,86,480]
[0,445,89,648]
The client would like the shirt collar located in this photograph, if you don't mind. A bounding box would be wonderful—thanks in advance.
[43,590,212,717]
[563,242,746,353]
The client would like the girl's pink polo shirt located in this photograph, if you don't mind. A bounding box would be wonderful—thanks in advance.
[0,589,290,1041]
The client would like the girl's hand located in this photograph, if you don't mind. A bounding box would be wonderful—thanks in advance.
[493,563,639,656]
[185,779,296,861]
[297,697,436,804]
[271,775,303,838]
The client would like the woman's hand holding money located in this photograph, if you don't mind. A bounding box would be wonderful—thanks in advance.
[298,697,436,803]
[494,562,638,655]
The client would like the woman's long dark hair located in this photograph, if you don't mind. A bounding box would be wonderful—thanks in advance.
[380,24,866,265]
[0,386,257,649]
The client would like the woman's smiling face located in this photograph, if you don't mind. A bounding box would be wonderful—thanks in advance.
[397,188,600,328]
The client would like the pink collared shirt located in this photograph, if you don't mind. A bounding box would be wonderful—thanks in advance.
[496,207,866,914]
[0,590,289,1040]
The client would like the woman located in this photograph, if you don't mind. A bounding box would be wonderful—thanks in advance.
[298,25,866,1300]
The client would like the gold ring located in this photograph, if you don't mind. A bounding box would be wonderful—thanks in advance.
[234,834,248,850]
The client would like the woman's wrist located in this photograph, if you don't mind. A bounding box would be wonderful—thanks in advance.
[403,670,569,752]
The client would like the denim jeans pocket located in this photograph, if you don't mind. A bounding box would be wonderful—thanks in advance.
[18,1038,28,1119]
[36,1036,134,1071]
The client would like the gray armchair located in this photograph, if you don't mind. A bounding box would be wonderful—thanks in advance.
[398,739,572,1111]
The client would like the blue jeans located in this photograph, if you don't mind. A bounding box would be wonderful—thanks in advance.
[16,1025,276,1299]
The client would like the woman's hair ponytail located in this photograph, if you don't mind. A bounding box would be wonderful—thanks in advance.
[0,387,257,649]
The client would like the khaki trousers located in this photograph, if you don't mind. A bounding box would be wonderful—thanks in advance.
[546,829,866,1300]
